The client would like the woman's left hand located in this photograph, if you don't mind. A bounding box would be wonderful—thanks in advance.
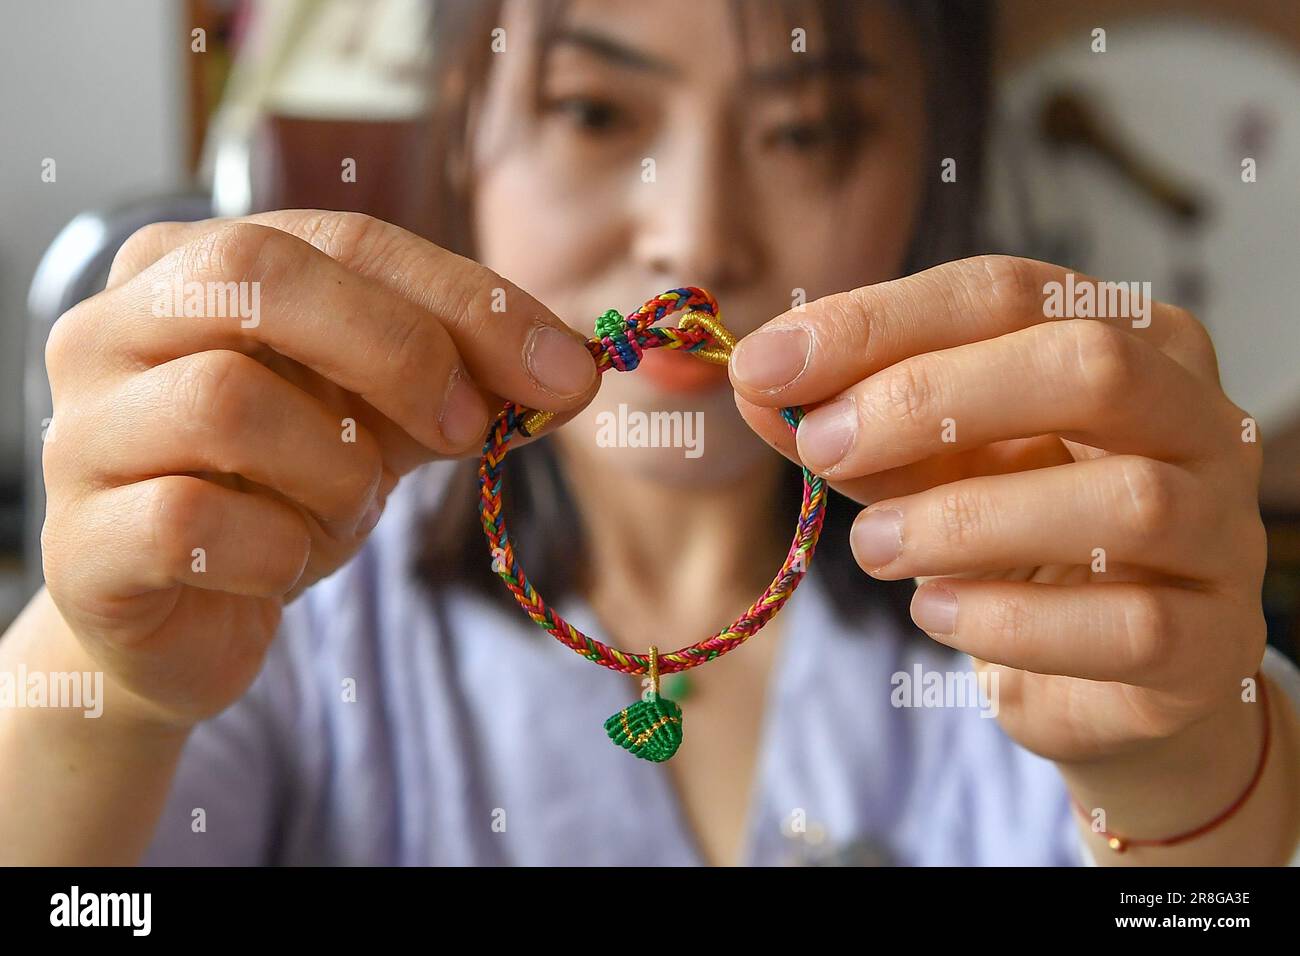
[730,255,1270,766]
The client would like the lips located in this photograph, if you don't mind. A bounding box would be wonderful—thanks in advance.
[636,345,732,394]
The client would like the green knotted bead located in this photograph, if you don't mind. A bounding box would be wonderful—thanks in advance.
[594,308,625,339]
[604,694,683,762]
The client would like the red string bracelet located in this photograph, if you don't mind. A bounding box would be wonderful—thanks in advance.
[1071,672,1272,854]
[477,288,829,761]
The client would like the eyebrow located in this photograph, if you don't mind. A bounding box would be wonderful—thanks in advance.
[547,27,880,86]
[547,28,679,75]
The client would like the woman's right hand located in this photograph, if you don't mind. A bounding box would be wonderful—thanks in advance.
[39,210,599,728]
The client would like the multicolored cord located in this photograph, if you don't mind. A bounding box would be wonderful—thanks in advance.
[477,287,829,680]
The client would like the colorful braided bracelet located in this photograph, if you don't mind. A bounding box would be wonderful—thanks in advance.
[477,288,829,762]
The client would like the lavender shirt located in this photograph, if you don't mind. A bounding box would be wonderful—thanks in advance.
[140,461,1300,866]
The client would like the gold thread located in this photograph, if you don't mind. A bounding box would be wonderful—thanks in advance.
[619,707,681,747]
[521,408,555,436]
[678,311,736,364]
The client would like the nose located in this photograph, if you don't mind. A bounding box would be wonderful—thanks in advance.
[630,126,762,294]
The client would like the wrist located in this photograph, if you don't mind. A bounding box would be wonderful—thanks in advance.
[9,588,197,743]
[1057,679,1289,864]
[0,588,194,865]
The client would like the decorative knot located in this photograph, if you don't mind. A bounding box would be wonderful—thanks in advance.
[594,308,643,372]
[679,310,737,365]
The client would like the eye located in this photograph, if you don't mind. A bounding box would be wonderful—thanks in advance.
[546,95,625,133]
[763,114,875,153]
[767,121,833,150]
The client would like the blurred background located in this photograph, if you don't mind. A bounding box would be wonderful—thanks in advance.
[0,0,1297,662]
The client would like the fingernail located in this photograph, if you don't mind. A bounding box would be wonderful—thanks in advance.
[796,397,857,473]
[356,498,384,537]
[851,508,903,570]
[730,326,811,391]
[525,323,596,398]
[438,366,490,447]
[911,585,958,637]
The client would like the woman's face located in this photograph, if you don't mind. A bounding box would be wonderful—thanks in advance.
[471,0,926,485]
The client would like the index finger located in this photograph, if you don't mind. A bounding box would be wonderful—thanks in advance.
[116,210,599,404]
[728,255,1214,407]
[287,209,603,413]
[91,212,599,448]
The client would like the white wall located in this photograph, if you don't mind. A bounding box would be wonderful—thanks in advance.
[0,0,188,467]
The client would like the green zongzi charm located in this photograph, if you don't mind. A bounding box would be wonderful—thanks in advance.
[604,646,683,762]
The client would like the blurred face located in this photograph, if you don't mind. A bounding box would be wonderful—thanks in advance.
[471,0,926,484]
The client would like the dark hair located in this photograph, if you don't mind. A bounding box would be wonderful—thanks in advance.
[414,0,994,632]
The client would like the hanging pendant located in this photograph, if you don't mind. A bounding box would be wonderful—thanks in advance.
[604,646,683,762]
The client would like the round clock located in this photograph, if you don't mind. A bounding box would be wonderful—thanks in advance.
[985,16,1300,433]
